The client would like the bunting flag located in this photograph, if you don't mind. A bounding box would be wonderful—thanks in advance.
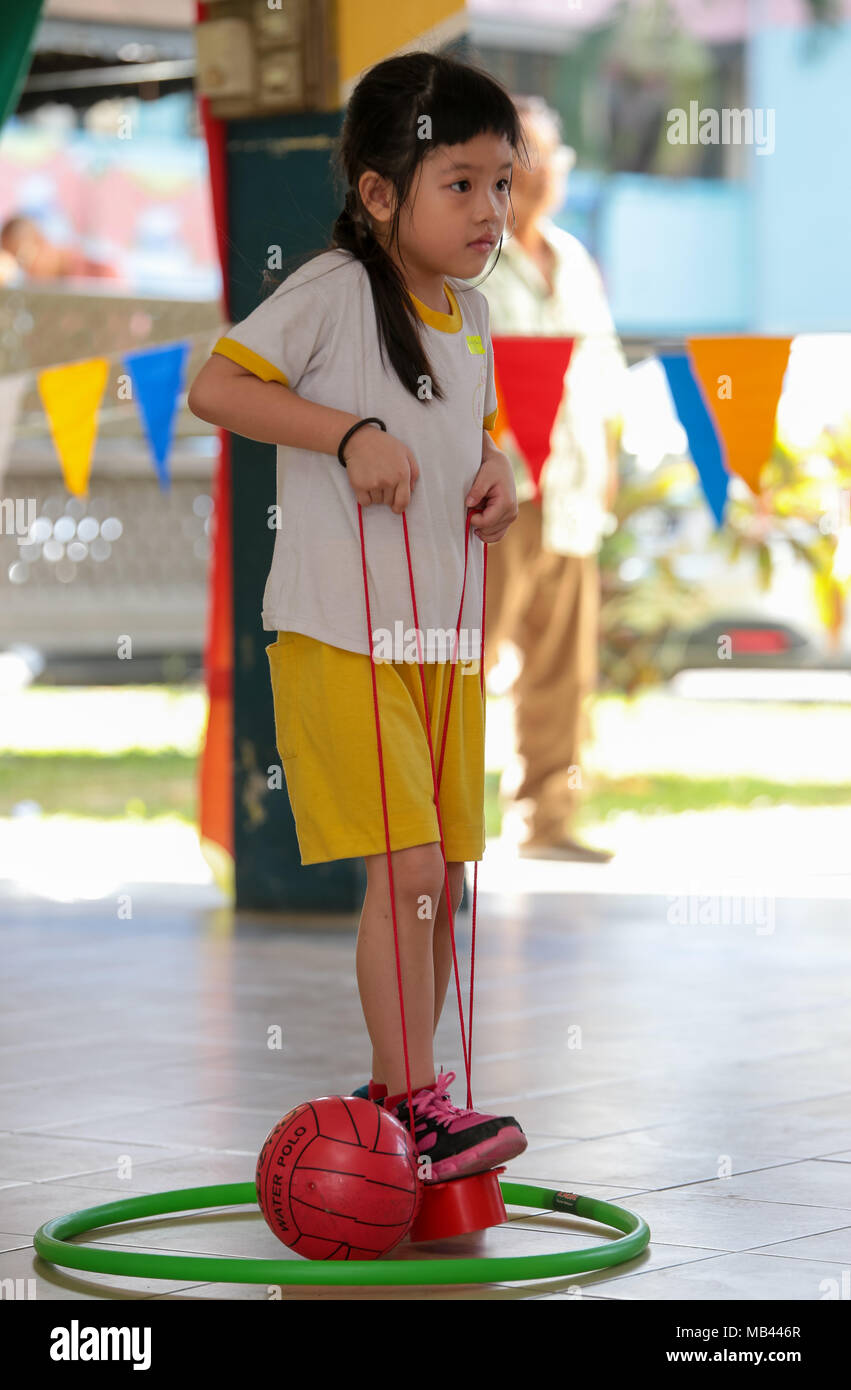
[659,352,730,527]
[491,336,575,495]
[36,357,110,497]
[0,372,30,495]
[687,336,793,494]
[122,341,192,491]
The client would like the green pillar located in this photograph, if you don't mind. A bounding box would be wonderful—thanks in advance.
[0,0,43,129]
[229,111,366,913]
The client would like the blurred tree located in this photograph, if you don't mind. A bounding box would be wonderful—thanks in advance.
[598,422,851,692]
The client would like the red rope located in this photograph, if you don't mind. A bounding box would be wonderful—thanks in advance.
[358,504,487,1121]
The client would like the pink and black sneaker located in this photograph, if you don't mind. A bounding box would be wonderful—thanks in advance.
[384,1069,527,1183]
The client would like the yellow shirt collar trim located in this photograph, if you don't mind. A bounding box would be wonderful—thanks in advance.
[408,281,462,333]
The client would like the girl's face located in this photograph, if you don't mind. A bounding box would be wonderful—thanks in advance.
[361,130,515,280]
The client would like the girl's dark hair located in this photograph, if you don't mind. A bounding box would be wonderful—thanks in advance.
[263,50,532,403]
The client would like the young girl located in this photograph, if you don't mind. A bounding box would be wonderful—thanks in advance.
[188,51,532,1183]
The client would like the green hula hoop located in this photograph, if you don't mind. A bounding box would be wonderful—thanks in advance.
[34,1180,649,1286]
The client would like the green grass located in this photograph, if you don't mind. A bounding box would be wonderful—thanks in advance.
[580,773,851,818]
[0,751,198,820]
[4,752,851,830]
[486,770,851,835]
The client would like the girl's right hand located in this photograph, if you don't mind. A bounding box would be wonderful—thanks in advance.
[342,425,420,514]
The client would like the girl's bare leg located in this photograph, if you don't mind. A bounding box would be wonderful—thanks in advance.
[357,843,446,1098]
[368,859,466,1087]
[430,860,466,1044]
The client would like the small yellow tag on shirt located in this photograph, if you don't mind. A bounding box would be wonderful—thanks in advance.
[466,334,484,355]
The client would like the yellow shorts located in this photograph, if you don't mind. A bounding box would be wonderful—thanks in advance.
[265,630,485,867]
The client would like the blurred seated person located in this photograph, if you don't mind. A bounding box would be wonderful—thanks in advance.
[0,216,121,283]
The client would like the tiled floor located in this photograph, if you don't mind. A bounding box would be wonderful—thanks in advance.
[2,867,851,1300]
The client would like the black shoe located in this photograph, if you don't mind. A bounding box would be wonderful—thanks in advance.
[384,1070,527,1183]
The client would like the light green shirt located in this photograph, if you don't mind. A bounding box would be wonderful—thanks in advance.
[480,217,628,556]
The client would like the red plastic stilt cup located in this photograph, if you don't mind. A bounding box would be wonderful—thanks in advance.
[408,1167,507,1243]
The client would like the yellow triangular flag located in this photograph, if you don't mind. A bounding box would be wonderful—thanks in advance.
[687,337,792,495]
[37,358,110,497]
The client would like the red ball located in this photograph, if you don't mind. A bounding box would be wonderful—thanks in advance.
[256,1095,423,1260]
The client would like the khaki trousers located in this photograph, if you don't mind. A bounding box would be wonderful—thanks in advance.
[483,498,600,844]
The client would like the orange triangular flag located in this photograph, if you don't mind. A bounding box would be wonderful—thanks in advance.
[687,337,792,494]
[37,358,110,497]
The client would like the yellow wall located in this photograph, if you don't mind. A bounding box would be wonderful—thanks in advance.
[336,0,468,100]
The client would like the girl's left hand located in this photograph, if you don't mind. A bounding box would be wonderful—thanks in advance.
[465,449,518,542]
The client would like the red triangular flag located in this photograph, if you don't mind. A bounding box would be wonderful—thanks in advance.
[491,337,575,493]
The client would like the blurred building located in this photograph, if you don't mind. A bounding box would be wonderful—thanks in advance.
[467,0,851,334]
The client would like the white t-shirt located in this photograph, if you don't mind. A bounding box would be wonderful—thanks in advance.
[213,248,498,661]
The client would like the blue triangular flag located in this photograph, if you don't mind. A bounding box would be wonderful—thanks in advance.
[659,352,729,528]
[123,341,191,491]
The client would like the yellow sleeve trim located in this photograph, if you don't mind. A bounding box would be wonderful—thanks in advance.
[483,407,498,432]
[212,336,289,387]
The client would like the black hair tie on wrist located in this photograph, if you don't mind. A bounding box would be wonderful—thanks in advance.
[337,417,386,468]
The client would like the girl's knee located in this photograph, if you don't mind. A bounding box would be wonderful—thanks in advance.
[394,843,446,904]
[367,842,446,907]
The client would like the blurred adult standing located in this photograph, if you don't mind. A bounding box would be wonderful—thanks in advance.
[481,95,628,861]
